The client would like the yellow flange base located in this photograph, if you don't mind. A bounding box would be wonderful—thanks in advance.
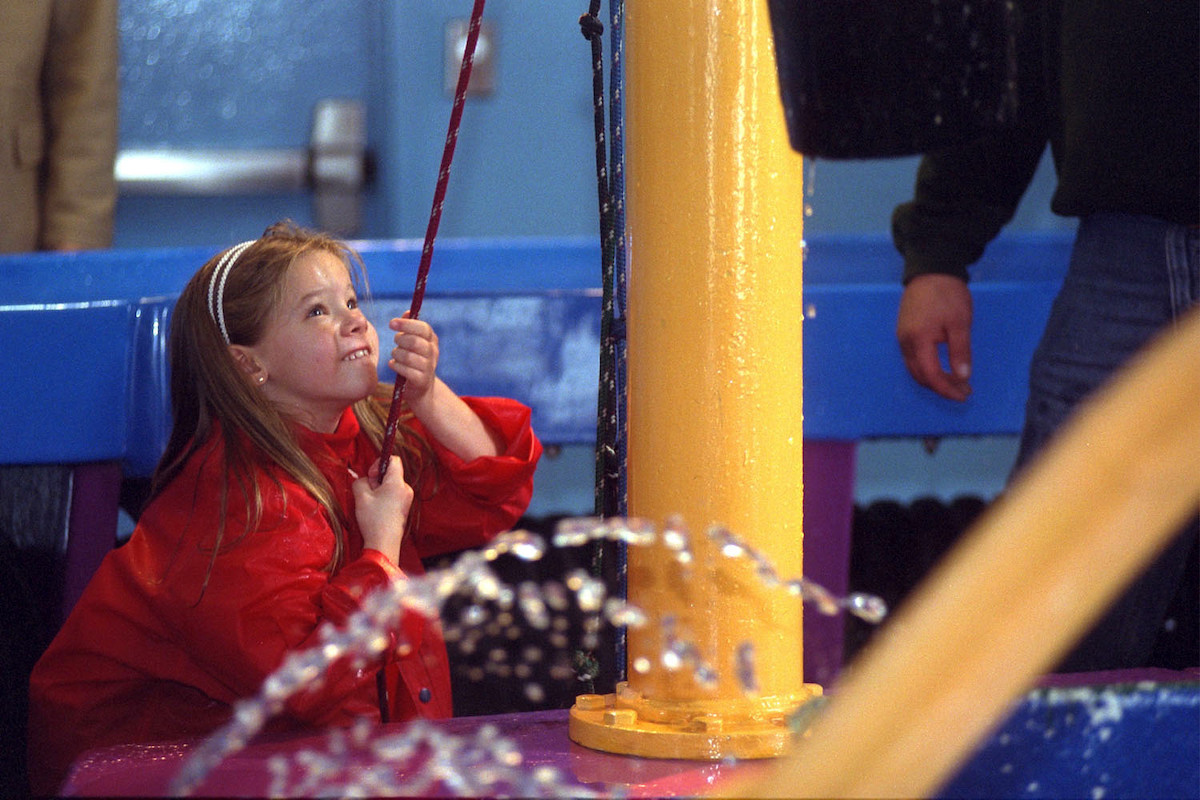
[568,681,823,761]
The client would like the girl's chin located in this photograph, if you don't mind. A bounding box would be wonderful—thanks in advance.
[343,360,380,384]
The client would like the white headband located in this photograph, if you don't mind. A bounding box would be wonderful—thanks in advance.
[207,240,257,345]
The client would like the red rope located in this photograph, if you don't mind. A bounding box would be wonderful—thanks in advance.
[378,0,487,478]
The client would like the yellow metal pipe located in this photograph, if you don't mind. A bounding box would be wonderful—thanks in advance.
[569,0,816,760]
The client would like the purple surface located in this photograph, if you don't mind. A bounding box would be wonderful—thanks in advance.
[61,462,122,625]
[61,709,772,797]
[61,670,1199,798]
[801,440,856,687]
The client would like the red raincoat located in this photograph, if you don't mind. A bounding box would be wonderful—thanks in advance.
[27,397,541,794]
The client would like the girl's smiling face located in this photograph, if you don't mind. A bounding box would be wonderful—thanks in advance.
[235,250,379,432]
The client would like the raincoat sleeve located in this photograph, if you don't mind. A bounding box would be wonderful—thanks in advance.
[153,463,403,728]
[407,396,543,558]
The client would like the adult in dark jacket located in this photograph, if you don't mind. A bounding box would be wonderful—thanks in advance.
[892,0,1198,672]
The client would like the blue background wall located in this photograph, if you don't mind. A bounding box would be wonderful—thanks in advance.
[111,0,1076,512]
[114,0,605,246]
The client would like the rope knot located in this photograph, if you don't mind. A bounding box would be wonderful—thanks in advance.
[578,12,604,41]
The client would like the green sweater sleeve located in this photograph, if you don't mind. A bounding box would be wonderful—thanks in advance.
[891,0,1049,284]
[892,0,1199,285]
[892,123,1047,284]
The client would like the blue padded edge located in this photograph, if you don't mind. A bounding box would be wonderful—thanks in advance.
[0,302,133,464]
[0,233,1072,469]
[939,679,1200,799]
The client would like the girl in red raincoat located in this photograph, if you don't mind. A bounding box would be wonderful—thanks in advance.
[27,221,542,794]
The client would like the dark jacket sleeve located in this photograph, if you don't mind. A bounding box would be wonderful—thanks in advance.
[891,0,1051,284]
[892,125,1048,284]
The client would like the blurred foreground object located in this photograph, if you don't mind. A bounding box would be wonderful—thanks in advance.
[739,309,1200,797]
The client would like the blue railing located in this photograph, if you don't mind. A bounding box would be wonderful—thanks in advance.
[0,233,1070,475]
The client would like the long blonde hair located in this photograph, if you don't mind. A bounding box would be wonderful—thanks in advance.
[152,221,424,582]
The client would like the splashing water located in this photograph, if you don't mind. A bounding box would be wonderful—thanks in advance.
[260,718,601,798]
[170,518,887,796]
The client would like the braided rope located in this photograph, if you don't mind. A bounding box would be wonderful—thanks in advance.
[609,2,628,521]
[378,0,487,477]
[606,0,630,685]
[578,0,629,694]
[580,3,622,521]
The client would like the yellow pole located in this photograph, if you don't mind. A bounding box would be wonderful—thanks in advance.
[568,0,817,759]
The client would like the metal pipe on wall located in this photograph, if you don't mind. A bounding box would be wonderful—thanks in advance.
[114,99,369,235]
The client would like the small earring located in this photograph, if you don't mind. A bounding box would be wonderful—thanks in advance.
[257,375,266,384]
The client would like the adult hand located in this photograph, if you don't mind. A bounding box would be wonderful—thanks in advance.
[352,455,413,564]
[896,274,974,402]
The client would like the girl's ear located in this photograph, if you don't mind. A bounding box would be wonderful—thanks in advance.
[228,345,267,384]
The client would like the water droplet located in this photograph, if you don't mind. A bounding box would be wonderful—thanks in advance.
[574,574,606,613]
[612,517,657,546]
[844,592,888,624]
[604,598,647,628]
[541,582,569,612]
[551,517,603,547]
[565,570,585,592]
[694,663,719,689]
[662,527,689,552]
[516,582,549,629]
[502,529,547,561]
[737,642,758,694]
[471,573,501,602]
[754,560,780,588]
[234,703,264,729]
[460,604,487,626]
[709,526,746,558]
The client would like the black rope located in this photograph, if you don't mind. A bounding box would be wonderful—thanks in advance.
[577,1,625,695]
[606,0,630,685]
[580,5,622,523]
[609,2,628,523]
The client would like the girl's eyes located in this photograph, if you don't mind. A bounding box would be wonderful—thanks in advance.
[306,297,357,317]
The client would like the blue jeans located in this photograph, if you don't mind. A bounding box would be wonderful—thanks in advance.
[1015,212,1199,671]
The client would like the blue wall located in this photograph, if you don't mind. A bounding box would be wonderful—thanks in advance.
[114,0,602,248]
[114,1,1073,246]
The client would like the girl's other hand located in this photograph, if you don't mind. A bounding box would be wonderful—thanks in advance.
[387,312,503,461]
[388,312,438,405]
[351,455,412,564]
